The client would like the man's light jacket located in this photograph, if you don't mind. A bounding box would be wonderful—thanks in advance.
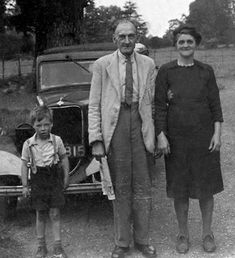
[88,50,156,154]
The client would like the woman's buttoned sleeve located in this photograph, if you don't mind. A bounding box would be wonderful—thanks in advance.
[154,65,169,136]
[206,66,223,123]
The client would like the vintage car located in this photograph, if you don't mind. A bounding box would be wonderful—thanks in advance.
[21,43,117,185]
[0,43,117,218]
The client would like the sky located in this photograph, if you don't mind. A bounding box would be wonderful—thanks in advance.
[95,0,194,37]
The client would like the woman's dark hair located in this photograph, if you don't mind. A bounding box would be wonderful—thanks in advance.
[173,24,202,46]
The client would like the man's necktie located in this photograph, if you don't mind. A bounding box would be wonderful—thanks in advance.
[125,56,133,106]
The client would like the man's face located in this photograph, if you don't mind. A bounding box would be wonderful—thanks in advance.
[113,22,137,56]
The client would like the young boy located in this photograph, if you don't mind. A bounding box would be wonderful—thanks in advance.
[21,105,69,258]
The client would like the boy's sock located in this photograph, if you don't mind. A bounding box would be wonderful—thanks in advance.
[38,236,46,247]
[54,240,67,257]
[54,240,62,248]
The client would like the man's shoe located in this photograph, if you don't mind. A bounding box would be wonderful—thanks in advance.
[176,235,189,254]
[203,233,216,253]
[111,245,130,258]
[35,245,48,258]
[52,245,68,258]
[134,243,157,258]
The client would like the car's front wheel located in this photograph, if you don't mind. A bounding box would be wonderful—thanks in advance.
[0,176,20,220]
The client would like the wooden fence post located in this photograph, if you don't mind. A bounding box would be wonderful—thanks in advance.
[2,54,5,80]
[18,54,22,77]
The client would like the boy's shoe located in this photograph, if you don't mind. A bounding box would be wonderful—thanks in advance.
[35,245,48,258]
[52,245,68,258]
[203,233,216,253]
[176,234,189,254]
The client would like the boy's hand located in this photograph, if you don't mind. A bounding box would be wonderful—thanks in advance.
[22,186,30,198]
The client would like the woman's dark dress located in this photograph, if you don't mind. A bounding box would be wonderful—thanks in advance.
[155,59,224,199]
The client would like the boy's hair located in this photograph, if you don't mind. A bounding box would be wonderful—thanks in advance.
[30,105,53,125]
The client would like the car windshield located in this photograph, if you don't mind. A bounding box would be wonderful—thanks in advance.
[39,60,94,90]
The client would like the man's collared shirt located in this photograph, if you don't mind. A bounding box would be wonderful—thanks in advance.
[21,133,66,167]
[117,50,139,102]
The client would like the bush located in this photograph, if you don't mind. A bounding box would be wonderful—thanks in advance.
[0,33,23,59]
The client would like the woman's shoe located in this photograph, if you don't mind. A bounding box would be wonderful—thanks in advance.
[35,245,48,258]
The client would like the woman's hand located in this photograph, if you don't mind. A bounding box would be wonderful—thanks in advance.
[209,122,222,152]
[157,131,170,155]
[209,133,221,152]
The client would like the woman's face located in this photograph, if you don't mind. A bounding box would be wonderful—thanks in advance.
[176,33,196,58]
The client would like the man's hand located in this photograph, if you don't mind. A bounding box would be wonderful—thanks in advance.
[22,186,30,198]
[92,141,105,161]
[209,133,221,152]
[157,131,170,155]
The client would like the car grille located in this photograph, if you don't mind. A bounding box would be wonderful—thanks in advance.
[51,106,83,145]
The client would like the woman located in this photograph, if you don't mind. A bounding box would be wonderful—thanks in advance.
[155,24,223,254]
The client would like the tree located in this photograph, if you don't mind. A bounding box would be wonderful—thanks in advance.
[162,15,187,45]
[122,1,148,37]
[0,0,5,32]
[186,0,235,44]
[10,0,90,55]
[82,1,122,43]
[83,0,148,43]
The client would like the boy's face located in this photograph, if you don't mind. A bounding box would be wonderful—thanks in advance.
[33,117,53,140]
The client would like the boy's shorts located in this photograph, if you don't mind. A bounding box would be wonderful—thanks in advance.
[30,165,65,210]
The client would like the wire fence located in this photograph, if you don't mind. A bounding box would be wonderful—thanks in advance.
[0,47,235,80]
[151,47,235,79]
[0,54,34,80]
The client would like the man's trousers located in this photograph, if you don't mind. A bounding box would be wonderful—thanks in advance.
[107,102,153,247]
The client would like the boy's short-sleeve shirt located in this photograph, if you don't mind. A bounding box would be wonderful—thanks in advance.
[21,133,67,167]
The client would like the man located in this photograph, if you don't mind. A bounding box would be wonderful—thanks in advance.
[88,19,157,258]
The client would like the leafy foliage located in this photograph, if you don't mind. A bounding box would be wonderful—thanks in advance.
[8,0,90,54]
[0,33,23,58]
[186,0,235,44]
[82,1,122,43]
[162,0,235,47]
[82,0,148,43]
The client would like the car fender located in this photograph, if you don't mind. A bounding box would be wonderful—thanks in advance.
[0,150,21,177]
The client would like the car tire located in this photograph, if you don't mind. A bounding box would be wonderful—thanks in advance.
[0,176,19,220]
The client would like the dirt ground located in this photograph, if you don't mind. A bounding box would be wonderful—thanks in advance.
[0,56,235,257]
